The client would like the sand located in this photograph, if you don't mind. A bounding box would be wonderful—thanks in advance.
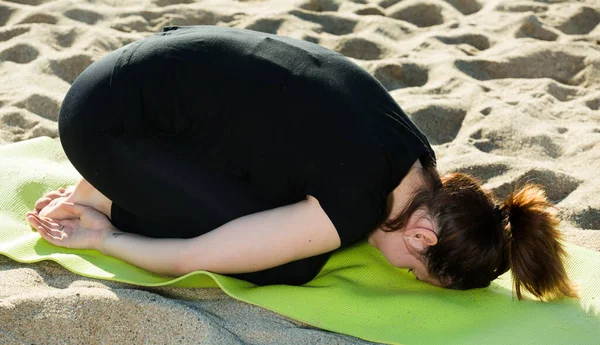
[1,0,599,343]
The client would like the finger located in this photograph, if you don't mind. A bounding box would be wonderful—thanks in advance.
[35,214,60,229]
[43,191,63,199]
[58,187,65,193]
[36,213,75,234]
[35,197,52,211]
[43,222,65,238]
[26,211,38,222]
[57,202,86,217]
[26,215,41,231]
[34,215,65,238]
[64,186,75,196]
[37,222,63,243]
[27,215,63,238]
[27,214,58,240]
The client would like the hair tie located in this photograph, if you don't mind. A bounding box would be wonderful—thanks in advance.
[493,204,504,224]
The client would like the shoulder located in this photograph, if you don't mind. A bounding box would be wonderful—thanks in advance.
[300,143,390,247]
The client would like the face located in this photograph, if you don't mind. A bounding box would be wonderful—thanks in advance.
[368,208,443,287]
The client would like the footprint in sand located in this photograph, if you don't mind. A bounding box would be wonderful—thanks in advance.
[435,33,491,51]
[334,36,386,60]
[242,17,284,35]
[3,0,51,5]
[406,101,467,145]
[584,97,600,111]
[28,122,58,138]
[300,34,320,44]
[0,4,16,26]
[0,43,39,63]
[0,107,58,140]
[571,208,600,230]
[454,48,588,86]
[152,0,195,6]
[296,0,341,12]
[386,1,448,28]
[289,9,358,35]
[453,162,511,182]
[0,108,40,130]
[495,2,548,13]
[445,0,482,15]
[492,168,582,203]
[132,9,164,23]
[17,12,58,25]
[111,16,151,33]
[377,0,401,8]
[47,54,94,84]
[0,26,30,42]
[354,5,386,16]
[373,62,429,91]
[515,15,559,41]
[50,28,78,48]
[64,8,104,25]
[555,6,600,35]
[471,128,563,159]
[543,81,581,102]
[14,94,61,121]
[385,0,480,27]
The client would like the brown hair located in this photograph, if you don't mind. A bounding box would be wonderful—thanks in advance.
[380,163,578,301]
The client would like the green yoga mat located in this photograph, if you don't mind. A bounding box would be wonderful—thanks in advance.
[1,137,599,345]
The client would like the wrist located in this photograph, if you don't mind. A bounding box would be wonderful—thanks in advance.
[96,226,120,254]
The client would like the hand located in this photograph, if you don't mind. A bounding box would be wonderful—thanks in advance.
[35,186,78,220]
[26,202,116,251]
[34,186,74,214]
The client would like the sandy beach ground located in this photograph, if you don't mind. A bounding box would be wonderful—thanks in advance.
[1,0,599,343]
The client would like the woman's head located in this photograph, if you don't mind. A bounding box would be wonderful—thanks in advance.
[378,163,578,301]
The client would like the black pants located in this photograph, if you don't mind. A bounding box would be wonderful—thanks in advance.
[58,47,329,285]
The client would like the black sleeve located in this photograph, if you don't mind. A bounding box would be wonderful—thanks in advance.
[302,152,389,247]
[305,178,387,247]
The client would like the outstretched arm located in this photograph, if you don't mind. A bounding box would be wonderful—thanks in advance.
[100,195,341,276]
[29,196,341,277]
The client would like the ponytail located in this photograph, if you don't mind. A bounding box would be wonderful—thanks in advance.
[501,184,578,300]
[411,172,578,301]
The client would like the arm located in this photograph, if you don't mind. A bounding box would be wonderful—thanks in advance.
[100,195,342,276]
[27,203,192,277]
[99,231,190,277]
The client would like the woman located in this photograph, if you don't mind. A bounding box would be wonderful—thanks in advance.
[25,25,576,300]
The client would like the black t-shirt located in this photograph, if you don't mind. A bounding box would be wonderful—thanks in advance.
[110,25,436,285]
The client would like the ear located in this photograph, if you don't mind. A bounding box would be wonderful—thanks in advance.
[403,228,438,252]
